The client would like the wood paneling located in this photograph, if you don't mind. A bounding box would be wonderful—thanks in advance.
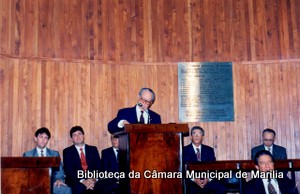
[0,0,300,189]
[1,58,299,161]
[1,0,299,61]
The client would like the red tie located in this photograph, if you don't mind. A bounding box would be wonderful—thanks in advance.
[80,148,88,171]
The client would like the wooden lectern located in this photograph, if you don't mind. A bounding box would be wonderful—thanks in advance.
[118,124,189,194]
[1,157,60,194]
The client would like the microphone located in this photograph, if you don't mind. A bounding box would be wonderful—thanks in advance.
[138,103,151,124]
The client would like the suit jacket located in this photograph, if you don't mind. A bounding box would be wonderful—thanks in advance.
[101,147,119,173]
[101,147,120,193]
[23,148,65,181]
[251,144,287,160]
[108,106,162,134]
[183,143,216,164]
[244,177,298,194]
[63,144,102,186]
[183,144,226,194]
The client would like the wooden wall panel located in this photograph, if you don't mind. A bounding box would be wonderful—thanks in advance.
[1,0,299,61]
[1,58,300,161]
[0,0,300,189]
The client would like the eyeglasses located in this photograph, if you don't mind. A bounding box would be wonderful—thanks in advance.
[192,132,203,136]
[140,97,153,104]
[263,139,274,142]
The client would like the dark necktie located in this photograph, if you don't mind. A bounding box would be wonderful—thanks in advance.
[80,148,88,171]
[139,111,144,124]
[41,150,44,157]
[268,178,277,194]
[196,148,201,161]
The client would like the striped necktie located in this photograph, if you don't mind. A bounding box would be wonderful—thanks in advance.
[268,178,277,194]
[196,148,201,161]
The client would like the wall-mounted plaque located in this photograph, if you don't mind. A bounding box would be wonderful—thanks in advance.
[178,62,234,122]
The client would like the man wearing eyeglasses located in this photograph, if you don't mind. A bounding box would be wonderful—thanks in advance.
[108,87,162,134]
[251,128,287,160]
[183,126,226,194]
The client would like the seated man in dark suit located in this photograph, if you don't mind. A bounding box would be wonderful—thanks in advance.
[108,87,161,134]
[101,134,120,194]
[23,127,72,194]
[251,128,287,160]
[63,126,103,194]
[244,150,298,194]
[183,126,226,194]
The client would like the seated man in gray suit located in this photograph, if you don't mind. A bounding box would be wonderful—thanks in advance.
[23,127,71,194]
[251,128,287,160]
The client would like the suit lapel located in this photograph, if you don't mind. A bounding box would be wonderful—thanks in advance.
[257,179,267,194]
[85,145,92,169]
[189,144,198,162]
[260,144,265,151]
[110,147,118,169]
[32,149,39,157]
[201,146,207,161]
[46,148,52,156]
[71,145,82,169]
[113,148,118,164]
[148,110,154,123]
[133,107,138,123]
[272,144,278,158]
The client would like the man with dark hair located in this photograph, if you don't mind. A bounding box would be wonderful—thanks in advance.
[23,127,71,194]
[183,126,226,194]
[108,87,161,134]
[101,135,120,194]
[244,150,298,194]
[251,128,287,160]
[63,126,103,194]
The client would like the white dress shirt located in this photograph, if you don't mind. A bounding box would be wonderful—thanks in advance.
[262,178,280,194]
[264,145,273,155]
[36,147,47,157]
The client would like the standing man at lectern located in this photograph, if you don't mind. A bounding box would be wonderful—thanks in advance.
[23,127,72,194]
[183,126,226,194]
[108,87,161,134]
